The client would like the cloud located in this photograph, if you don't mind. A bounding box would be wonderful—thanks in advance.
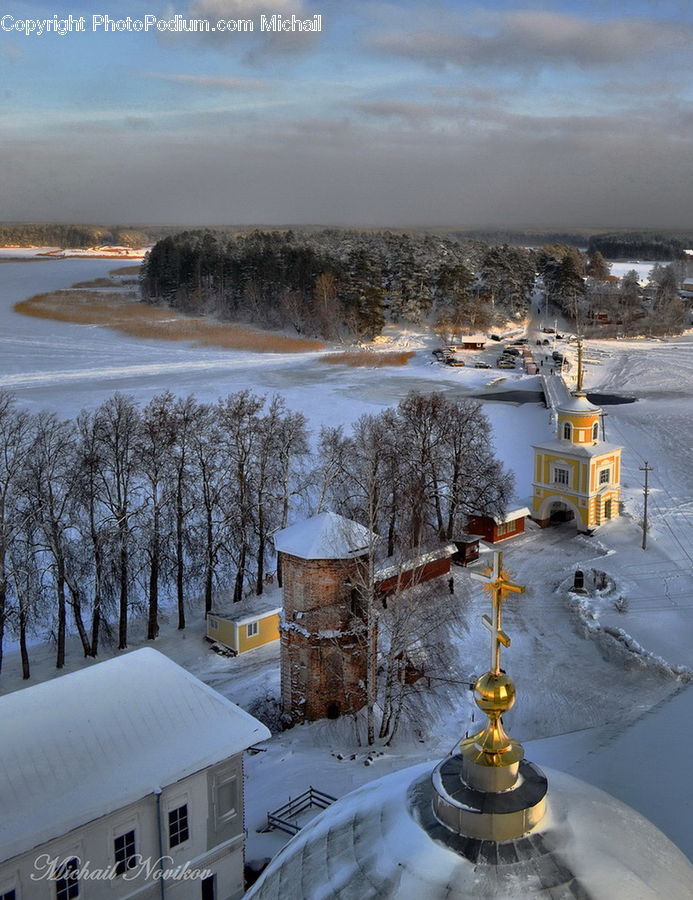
[372,10,693,71]
[147,72,268,89]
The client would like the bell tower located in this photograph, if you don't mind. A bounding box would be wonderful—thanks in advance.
[532,344,622,532]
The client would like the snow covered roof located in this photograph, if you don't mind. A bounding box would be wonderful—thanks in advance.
[210,593,282,625]
[374,544,457,582]
[471,506,531,525]
[532,439,622,459]
[273,511,378,560]
[246,762,693,899]
[557,392,601,415]
[0,648,270,863]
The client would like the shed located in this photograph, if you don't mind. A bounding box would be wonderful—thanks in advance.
[456,335,486,350]
[374,544,457,599]
[451,534,482,566]
[466,506,530,543]
[207,591,282,654]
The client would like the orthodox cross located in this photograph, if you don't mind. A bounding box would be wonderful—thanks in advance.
[469,551,525,674]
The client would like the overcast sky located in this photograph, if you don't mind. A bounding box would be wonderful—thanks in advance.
[1,0,692,227]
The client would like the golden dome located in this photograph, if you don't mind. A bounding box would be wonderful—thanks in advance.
[473,671,516,716]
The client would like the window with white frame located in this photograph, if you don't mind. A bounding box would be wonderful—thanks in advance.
[168,804,189,848]
[599,468,611,485]
[209,617,219,630]
[215,773,239,824]
[54,858,80,900]
[246,621,259,637]
[114,829,137,876]
[554,467,570,486]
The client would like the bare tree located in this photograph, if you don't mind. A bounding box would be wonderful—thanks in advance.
[0,392,32,674]
[138,393,176,640]
[169,395,204,630]
[217,391,263,603]
[22,413,91,667]
[190,403,226,616]
[94,394,141,650]
[74,410,114,657]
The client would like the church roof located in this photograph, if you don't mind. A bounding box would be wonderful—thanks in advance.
[0,649,270,864]
[557,393,601,415]
[273,511,377,560]
[532,439,622,459]
[246,762,693,899]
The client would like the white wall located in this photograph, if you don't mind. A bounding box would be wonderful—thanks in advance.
[1,757,245,900]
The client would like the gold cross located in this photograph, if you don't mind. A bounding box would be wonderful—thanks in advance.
[469,551,525,674]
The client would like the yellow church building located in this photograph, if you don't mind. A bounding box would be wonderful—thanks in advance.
[532,384,622,533]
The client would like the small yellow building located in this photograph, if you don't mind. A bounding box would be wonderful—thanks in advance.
[532,391,622,533]
[207,593,282,655]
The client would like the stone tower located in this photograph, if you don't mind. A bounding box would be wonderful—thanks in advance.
[273,512,378,724]
[532,349,622,532]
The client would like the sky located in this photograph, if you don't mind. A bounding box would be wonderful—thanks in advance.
[1,0,693,227]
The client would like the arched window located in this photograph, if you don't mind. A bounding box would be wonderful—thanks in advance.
[563,422,572,440]
[592,422,599,441]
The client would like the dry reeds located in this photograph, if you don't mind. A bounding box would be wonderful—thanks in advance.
[14,290,325,354]
[321,350,414,367]
[109,264,142,276]
[71,278,117,288]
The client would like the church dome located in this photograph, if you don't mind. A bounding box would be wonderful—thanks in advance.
[246,761,693,899]
[556,392,601,416]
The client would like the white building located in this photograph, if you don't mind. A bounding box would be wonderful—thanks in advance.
[0,648,270,900]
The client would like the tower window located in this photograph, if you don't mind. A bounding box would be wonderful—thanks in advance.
[554,467,569,486]
[599,469,610,485]
[592,422,599,441]
[563,422,572,440]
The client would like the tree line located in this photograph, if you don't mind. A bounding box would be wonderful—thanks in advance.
[0,389,510,681]
[140,229,544,341]
[587,231,693,262]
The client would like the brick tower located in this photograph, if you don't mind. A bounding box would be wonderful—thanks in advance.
[273,512,378,724]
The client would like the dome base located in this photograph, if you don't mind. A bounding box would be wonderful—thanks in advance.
[432,755,548,841]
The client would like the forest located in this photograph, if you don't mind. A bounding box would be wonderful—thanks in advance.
[0,388,511,681]
[588,231,693,261]
[140,229,544,340]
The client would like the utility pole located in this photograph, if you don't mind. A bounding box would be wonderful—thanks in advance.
[639,461,653,550]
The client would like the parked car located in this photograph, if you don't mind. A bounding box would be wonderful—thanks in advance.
[474,362,491,369]
[542,327,555,334]
[497,359,516,369]
[432,349,445,360]
[542,338,550,345]
[504,347,521,356]
[446,358,465,367]
[552,351,564,362]
[490,334,502,341]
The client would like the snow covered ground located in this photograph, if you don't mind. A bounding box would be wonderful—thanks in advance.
[2,256,693,861]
